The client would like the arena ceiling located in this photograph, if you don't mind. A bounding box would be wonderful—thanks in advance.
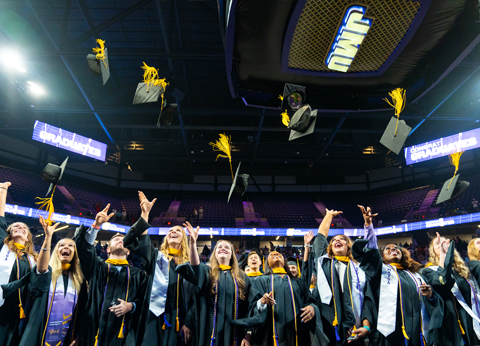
[1,0,480,184]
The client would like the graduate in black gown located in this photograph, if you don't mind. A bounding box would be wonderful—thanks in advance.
[239,249,263,278]
[311,208,375,346]
[19,216,87,346]
[123,192,195,346]
[355,206,442,346]
[180,224,251,346]
[467,238,480,285]
[0,182,37,346]
[422,232,480,346]
[73,204,147,346]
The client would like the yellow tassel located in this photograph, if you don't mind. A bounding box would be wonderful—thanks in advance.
[278,95,283,101]
[19,304,25,319]
[141,62,169,93]
[92,39,107,68]
[94,336,98,346]
[332,314,338,327]
[176,317,180,332]
[384,88,406,136]
[446,151,464,190]
[162,323,166,330]
[209,134,234,181]
[262,257,265,273]
[458,320,466,335]
[35,186,56,226]
[117,320,125,339]
[297,259,301,278]
[281,110,290,127]
[402,326,409,340]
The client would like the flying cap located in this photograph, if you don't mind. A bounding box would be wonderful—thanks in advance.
[132,62,168,105]
[86,39,110,85]
[288,105,317,141]
[228,162,249,203]
[436,175,470,204]
[41,157,69,197]
[280,83,306,113]
[379,117,411,155]
[157,102,177,127]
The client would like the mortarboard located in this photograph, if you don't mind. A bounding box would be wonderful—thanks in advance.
[228,162,249,203]
[287,256,302,277]
[133,62,168,105]
[379,88,410,155]
[437,151,469,204]
[157,102,177,127]
[287,105,317,141]
[86,39,110,85]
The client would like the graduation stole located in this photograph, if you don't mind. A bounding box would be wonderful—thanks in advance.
[62,263,71,271]
[272,268,287,274]
[41,273,78,346]
[270,274,298,346]
[105,259,129,266]
[168,247,182,256]
[150,252,170,317]
[219,265,232,271]
[211,270,239,346]
[247,271,262,277]
[404,270,430,346]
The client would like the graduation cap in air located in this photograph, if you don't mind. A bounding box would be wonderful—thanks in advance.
[157,102,177,127]
[287,256,302,278]
[280,83,306,113]
[287,105,317,141]
[437,151,469,204]
[133,62,169,105]
[86,39,110,85]
[36,157,69,225]
[228,162,249,203]
[379,88,411,155]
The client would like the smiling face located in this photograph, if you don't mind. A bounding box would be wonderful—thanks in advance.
[167,226,184,246]
[215,241,232,263]
[248,253,261,271]
[474,238,480,252]
[267,251,284,269]
[57,239,75,264]
[107,235,129,257]
[8,222,29,244]
[330,235,348,256]
[383,244,402,263]
[288,264,298,277]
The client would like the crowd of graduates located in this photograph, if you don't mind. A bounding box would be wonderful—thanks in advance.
[2,181,480,346]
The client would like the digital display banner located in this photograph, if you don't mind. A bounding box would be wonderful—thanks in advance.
[405,128,480,165]
[32,120,107,161]
[5,203,480,237]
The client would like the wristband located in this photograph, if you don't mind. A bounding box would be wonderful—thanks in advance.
[304,244,313,248]
[363,325,371,333]
[92,224,101,230]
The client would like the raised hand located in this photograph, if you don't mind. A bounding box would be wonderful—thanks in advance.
[436,232,450,255]
[0,182,11,191]
[325,208,343,217]
[139,191,157,215]
[300,305,315,323]
[39,215,60,238]
[94,204,115,228]
[358,205,378,226]
[304,230,314,245]
[184,221,199,242]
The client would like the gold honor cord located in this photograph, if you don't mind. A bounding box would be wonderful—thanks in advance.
[384,88,406,136]
[35,186,56,226]
[447,151,464,190]
[209,134,234,181]
[141,62,169,93]
[92,39,107,68]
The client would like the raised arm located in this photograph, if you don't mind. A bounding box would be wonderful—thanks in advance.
[186,221,200,265]
[303,230,314,262]
[37,216,60,273]
[358,205,378,249]
[318,208,343,238]
[0,182,10,218]
[138,191,156,235]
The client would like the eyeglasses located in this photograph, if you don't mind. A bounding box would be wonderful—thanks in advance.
[384,246,400,254]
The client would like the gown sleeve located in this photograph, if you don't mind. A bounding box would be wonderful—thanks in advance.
[176,262,209,292]
[352,225,383,286]
[123,217,152,271]
[28,266,52,297]
[72,224,105,282]
[0,216,7,248]
[422,242,456,297]
[313,234,328,261]
[467,260,480,286]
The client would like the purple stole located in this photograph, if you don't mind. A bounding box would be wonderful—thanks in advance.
[43,272,77,346]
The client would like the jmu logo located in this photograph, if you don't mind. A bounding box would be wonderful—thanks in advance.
[326,5,373,72]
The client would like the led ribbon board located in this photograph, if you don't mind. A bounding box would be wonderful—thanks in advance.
[32,121,107,161]
[405,128,480,165]
[326,5,373,72]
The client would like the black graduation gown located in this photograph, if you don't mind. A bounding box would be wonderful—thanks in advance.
[422,242,480,346]
[0,216,35,346]
[353,239,442,346]
[246,273,329,346]
[312,234,368,346]
[468,260,480,290]
[176,263,251,346]
[18,266,88,346]
[73,223,147,346]
[123,217,195,346]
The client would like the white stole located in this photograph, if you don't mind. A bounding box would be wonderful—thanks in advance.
[0,245,34,307]
[316,255,366,327]
[149,251,170,317]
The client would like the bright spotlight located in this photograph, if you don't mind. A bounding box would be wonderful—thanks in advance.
[1,49,26,72]
[27,81,45,96]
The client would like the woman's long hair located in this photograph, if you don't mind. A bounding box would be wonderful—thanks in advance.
[429,237,470,279]
[208,239,246,300]
[468,239,480,261]
[50,238,83,293]
[381,246,421,273]
[4,222,37,261]
[327,235,357,263]
[159,226,189,264]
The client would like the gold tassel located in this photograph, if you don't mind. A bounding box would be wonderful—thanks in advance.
[141,62,169,93]
[447,151,464,190]
[262,257,265,273]
[162,323,166,330]
[94,336,98,346]
[384,88,406,136]
[297,259,301,278]
[209,134,234,181]
[118,319,125,338]
[19,304,25,319]
[92,39,107,68]
[402,326,409,340]
[35,186,56,226]
[458,320,466,335]
[281,110,290,127]
[278,95,283,101]
[176,317,180,332]
[332,314,338,327]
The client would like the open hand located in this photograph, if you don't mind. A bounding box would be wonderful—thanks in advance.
[94,204,115,228]
[436,232,450,255]
[300,305,315,323]
[304,230,314,245]
[184,221,199,242]
[39,215,60,237]
[138,191,157,214]
[325,208,343,217]
[260,291,275,306]
[109,299,132,317]
[358,205,378,226]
